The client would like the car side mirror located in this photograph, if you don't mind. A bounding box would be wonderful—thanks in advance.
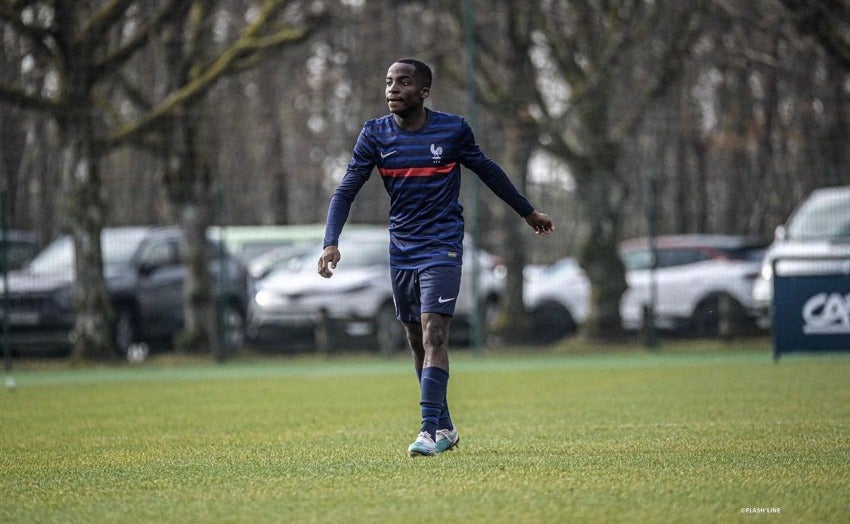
[774,225,786,242]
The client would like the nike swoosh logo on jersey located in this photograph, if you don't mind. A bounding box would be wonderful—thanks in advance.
[380,150,398,159]
[438,297,456,304]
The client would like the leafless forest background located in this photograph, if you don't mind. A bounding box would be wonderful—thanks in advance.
[3,1,846,250]
[0,0,847,355]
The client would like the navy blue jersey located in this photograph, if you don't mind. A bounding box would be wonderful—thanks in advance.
[324,109,534,270]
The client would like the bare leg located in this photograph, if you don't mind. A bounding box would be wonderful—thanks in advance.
[405,314,454,431]
[421,312,451,371]
[406,314,451,370]
[404,321,424,370]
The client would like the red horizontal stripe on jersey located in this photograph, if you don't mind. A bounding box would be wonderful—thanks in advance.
[379,162,457,178]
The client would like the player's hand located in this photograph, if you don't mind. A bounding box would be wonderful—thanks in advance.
[318,246,340,278]
[524,211,555,236]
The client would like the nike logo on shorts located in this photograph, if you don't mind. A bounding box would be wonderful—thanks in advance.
[438,296,456,304]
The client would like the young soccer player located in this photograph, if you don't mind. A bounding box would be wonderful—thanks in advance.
[318,58,554,456]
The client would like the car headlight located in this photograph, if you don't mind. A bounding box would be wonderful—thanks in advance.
[254,290,284,308]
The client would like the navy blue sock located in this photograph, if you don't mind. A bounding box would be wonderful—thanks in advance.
[416,367,453,432]
[419,367,449,440]
[439,398,454,432]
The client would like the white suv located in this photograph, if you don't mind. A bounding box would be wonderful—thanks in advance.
[752,186,850,327]
[620,235,766,336]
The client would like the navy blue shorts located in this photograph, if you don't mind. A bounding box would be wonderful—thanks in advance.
[391,265,462,323]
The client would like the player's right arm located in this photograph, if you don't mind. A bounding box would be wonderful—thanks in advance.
[318,245,340,278]
[318,124,377,278]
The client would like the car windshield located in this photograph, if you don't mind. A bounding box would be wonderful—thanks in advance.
[6,241,38,269]
[719,246,766,262]
[787,191,850,241]
[261,237,388,275]
[621,249,653,271]
[622,248,710,270]
[27,230,147,274]
[240,241,295,262]
[249,241,320,276]
[336,240,389,267]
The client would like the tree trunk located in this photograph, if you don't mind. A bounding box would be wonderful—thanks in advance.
[176,200,219,356]
[164,104,220,357]
[479,0,539,343]
[62,120,114,361]
[161,6,219,357]
[492,109,537,342]
[0,108,27,219]
[576,157,629,341]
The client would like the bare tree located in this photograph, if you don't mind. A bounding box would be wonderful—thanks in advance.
[0,2,190,360]
[529,0,707,340]
[669,0,849,238]
[0,0,323,360]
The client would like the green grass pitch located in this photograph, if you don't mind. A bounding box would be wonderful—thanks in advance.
[0,344,848,522]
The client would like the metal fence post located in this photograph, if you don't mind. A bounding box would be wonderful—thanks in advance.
[463,0,482,354]
[643,176,659,349]
[2,191,13,384]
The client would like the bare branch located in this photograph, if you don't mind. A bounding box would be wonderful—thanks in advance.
[106,5,325,147]
[0,3,60,61]
[778,0,850,70]
[0,82,62,114]
[92,0,191,79]
[80,0,139,42]
[609,1,707,144]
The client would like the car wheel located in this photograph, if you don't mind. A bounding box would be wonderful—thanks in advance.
[375,301,405,357]
[113,306,138,357]
[693,294,746,338]
[221,302,246,352]
[531,301,577,343]
[691,296,722,337]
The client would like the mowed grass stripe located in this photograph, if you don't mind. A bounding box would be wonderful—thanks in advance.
[3,345,811,386]
[1,347,847,522]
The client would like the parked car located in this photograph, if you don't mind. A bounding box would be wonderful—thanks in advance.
[524,257,590,343]
[246,228,506,354]
[210,224,327,263]
[752,186,850,327]
[1,226,249,357]
[246,240,319,280]
[211,223,386,263]
[620,235,767,336]
[1,230,39,270]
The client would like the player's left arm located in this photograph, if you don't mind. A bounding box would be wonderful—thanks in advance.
[524,210,555,236]
[458,120,554,235]
[474,161,556,236]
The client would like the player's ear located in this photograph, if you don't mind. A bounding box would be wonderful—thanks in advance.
[420,86,430,100]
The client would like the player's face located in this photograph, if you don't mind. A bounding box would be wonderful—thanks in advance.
[386,62,428,117]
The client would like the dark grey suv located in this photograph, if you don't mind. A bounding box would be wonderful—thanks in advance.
[1,226,249,357]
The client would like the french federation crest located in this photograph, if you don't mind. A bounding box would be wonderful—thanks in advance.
[430,143,443,162]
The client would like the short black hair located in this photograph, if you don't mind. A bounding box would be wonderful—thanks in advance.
[395,58,432,89]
